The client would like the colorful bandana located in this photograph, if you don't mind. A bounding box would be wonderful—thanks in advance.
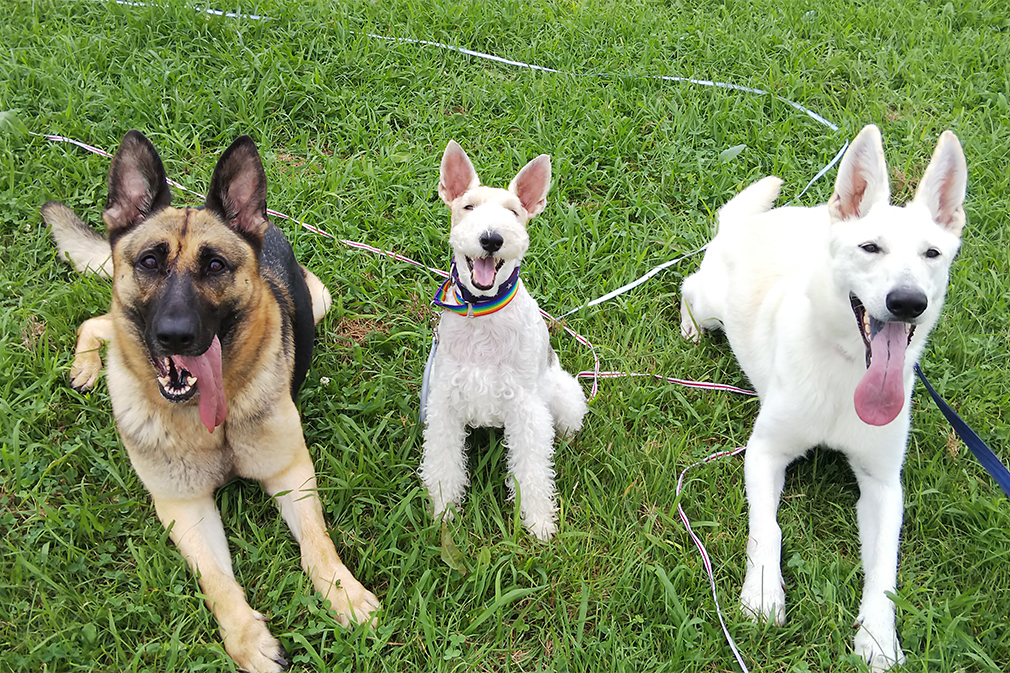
[432,261,521,318]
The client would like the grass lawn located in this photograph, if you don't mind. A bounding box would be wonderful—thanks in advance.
[2,0,1009,670]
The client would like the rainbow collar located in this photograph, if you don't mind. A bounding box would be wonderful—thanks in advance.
[432,261,521,318]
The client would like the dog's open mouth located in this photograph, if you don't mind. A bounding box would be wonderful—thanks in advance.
[849,296,915,427]
[153,354,198,402]
[466,255,505,291]
[149,335,227,433]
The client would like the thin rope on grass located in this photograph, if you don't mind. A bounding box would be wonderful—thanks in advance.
[676,445,750,673]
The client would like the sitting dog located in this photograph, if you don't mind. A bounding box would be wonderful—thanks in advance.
[43,131,379,673]
[419,140,588,540]
[680,125,967,670]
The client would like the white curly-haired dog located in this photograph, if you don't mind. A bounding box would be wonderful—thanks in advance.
[419,140,588,540]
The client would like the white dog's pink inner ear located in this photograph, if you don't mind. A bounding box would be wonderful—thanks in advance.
[439,142,479,205]
[914,131,967,234]
[829,126,890,222]
[510,155,551,217]
[853,323,906,426]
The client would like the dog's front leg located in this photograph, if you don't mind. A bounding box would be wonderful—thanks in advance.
[740,419,797,625]
[154,495,289,673]
[420,390,469,520]
[504,397,557,540]
[851,459,906,671]
[70,313,113,390]
[263,447,381,628]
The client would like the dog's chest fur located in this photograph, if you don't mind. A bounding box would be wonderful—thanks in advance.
[106,312,297,497]
[432,283,552,426]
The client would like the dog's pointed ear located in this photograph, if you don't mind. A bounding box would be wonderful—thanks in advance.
[103,130,172,239]
[828,125,890,223]
[439,140,480,206]
[913,130,967,236]
[205,136,269,245]
[508,154,551,218]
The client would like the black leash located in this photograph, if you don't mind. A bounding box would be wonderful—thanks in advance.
[915,364,1010,497]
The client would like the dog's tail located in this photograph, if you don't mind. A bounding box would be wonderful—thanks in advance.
[715,176,783,233]
[41,202,113,278]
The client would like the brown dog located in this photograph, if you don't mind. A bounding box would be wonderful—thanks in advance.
[42,131,379,672]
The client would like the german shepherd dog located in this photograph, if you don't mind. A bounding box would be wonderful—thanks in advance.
[42,131,379,672]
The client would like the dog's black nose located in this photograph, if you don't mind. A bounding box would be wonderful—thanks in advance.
[480,232,503,254]
[886,288,928,320]
[155,313,198,352]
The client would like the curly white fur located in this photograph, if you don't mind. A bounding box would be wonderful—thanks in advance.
[420,141,588,540]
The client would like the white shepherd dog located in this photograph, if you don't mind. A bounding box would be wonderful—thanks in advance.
[680,124,967,670]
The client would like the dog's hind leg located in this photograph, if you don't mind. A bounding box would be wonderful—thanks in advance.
[851,458,906,671]
[420,391,470,520]
[70,313,113,390]
[154,495,290,673]
[301,267,332,325]
[263,441,381,629]
[544,354,588,439]
[680,270,724,343]
[504,396,558,540]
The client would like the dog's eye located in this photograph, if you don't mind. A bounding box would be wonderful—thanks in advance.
[860,243,881,254]
[463,204,474,211]
[138,255,159,270]
[508,208,519,217]
[925,248,941,259]
[206,258,227,274]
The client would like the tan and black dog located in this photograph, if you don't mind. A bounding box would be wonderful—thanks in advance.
[42,131,379,672]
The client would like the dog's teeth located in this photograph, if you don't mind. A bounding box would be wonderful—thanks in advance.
[186,375,197,386]
[158,375,170,387]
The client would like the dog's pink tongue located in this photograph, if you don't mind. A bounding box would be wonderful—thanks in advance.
[853,323,907,426]
[472,256,496,288]
[180,335,227,433]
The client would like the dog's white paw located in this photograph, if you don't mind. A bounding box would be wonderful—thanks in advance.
[430,493,461,524]
[70,351,103,390]
[525,516,556,541]
[740,568,786,625]
[679,300,702,343]
[222,611,288,672]
[552,403,586,441]
[322,573,381,629]
[854,623,905,671]
[680,319,701,343]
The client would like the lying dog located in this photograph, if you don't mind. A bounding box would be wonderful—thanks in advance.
[43,131,379,672]
[419,140,588,540]
[680,125,967,670]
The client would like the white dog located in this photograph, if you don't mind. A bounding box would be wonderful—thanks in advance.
[419,140,588,540]
[680,125,967,670]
